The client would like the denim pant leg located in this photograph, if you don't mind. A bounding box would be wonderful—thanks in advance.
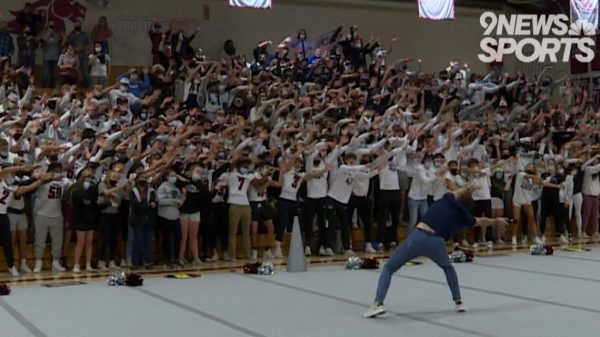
[375,230,421,303]
[418,200,429,223]
[407,198,422,233]
[423,235,462,301]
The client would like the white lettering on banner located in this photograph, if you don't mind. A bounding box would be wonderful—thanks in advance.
[478,12,597,63]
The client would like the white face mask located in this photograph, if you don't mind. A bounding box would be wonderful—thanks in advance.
[168,176,177,184]
[95,47,102,53]
[120,85,128,92]
[83,180,91,190]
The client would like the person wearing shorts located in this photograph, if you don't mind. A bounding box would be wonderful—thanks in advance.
[248,165,275,260]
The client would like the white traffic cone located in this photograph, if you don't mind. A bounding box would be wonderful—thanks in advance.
[287,216,307,272]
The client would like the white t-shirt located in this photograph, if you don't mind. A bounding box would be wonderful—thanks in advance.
[432,171,453,201]
[279,170,305,202]
[306,161,328,199]
[471,168,492,200]
[248,173,267,202]
[226,172,255,206]
[89,53,110,77]
[327,165,367,204]
[0,180,16,214]
[34,178,71,218]
[379,162,400,191]
[513,172,536,205]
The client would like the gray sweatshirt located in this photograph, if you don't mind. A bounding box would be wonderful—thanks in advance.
[157,181,183,220]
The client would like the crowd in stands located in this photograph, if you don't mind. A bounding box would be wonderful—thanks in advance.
[0,8,599,278]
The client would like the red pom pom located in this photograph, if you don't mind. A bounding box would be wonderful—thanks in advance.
[243,262,261,274]
[361,257,380,269]
[464,250,474,262]
[0,282,10,296]
[125,273,144,286]
[544,245,554,255]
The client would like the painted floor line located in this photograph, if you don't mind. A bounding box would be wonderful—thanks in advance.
[384,271,600,314]
[471,262,600,283]
[0,298,49,337]
[551,254,600,263]
[133,287,269,337]
[240,273,495,337]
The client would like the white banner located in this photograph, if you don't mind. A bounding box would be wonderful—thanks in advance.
[418,0,455,20]
[570,0,599,30]
[229,0,272,9]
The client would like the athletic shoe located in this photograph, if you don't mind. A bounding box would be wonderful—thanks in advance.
[176,260,186,267]
[274,247,284,259]
[108,260,118,269]
[376,243,385,252]
[223,252,231,261]
[363,303,386,318]
[205,254,219,262]
[20,261,32,273]
[497,239,505,246]
[250,249,258,262]
[52,260,66,272]
[365,243,376,253]
[33,259,43,273]
[325,248,335,256]
[583,233,589,239]
[98,260,108,271]
[144,264,154,270]
[460,240,470,247]
[86,264,97,273]
[472,242,479,248]
[520,238,528,245]
[120,259,128,268]
[305,246,312,257]
[389,242,397,250]
[8,266,19,278]
[264,249,273,260]
[72,264,81,273]
[511,236,517,246]
[533,236,542,245]
[486,241,494,249]
[344,250,356,256]
[319,246,326,256]
[558,235,569,246]
[541,235,546,244]
[455,301,467,312]
[192,259,203,266]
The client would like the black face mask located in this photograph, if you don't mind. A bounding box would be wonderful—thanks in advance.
[313,159,321,166]
[449,168,458,176]
[75,26,82,31]
[13,133,22,140]
[525,170,535,175]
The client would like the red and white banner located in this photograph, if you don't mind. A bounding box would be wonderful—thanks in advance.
[570,0,599,30]
[418,0,455,20]
[229,0,272,9]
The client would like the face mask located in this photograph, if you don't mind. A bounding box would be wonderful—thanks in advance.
[130,74,138,81]
[449,168,458,176]
[192,173,201,182]
[434,162,442,168]
[109,179,118,185]
[526,170,535,175]
[313,159,321,167]
[140,113,147,120]
[495,172,503,179]
[83,180,91,190]
[120,85,128,92]
[75,26,82,31]
[5,176,15,185]
[216,117,226,124]
[13,133,22,140]
[558,168,565,175]
[240,167,248,174]
[424,161,432,168]
[168,176,177,184]
[95,47,102,53]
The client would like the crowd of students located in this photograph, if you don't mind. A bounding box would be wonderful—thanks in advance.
[0,16,599,279]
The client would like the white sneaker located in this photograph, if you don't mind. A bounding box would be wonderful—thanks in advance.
[344,250,356,256]
[33,259,43,273]
[8,266,19,277]
[108,260,118,269]
[86,264,97,272]
[497,239,505,245]
[460,240,470,247]
[511,236,517,246]
[520,238,528,245]
[363,303,386,318]
[583,233,589,239]
[192,259,203,266]
[250,249,258,262]
[533,236,542,245]
[224,252,231,261]
[541,235,546,244]
[365,243,376,253]
[264,249,273,260]
[52,260,66,272]
[304,246,312,257]
[472,242,479,248]
[98,260,108,271]
[455,301,467,312]
[120,259,128,268]
[20,260,32,273]
[325,248,335,256]
[274,247,284,259]
[486,241,494,249]
[72,264,81,273]
[205,254,219,262]
[558,235,569,246]
[319,246,326,256]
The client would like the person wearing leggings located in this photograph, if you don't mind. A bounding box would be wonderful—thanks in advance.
[581,156,600,238]
[539,162,568,245]
[364,185,509,318]
[304,153,334,256]
[349,155,378,253]
[569,164,584,238]
[97,171,128,270]
[376,153,402,250]
[156,170,184,267]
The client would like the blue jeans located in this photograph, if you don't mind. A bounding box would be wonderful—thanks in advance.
[407,198,428,233]
[375,229,461,303]
[42,59,57,88]
[132,224,154,267]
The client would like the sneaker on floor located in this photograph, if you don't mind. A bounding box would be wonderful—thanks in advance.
[33,259,43,273]
[511,236,517,246]
[486,241,494,249]
[541,235,546,244]
[250,249,258,261]
[365,243,376,253]
[20,262,32,274]
[583,233,589,239]
[325,248,335,256]
[558,234,569,246]
[304,246,312,257]
[120,259,128,268]
[344,250,356,256]
[389,242,397,250]
[497,239,505,246]
[460,240,470,247]
[363,303,386,318]
[533,236,542,245]
[205,254,219,262]
[223,252,231,261]
[98,260,107,271]
[319,246,326,256]
[472,242,479,248]
[8,266,19,278]
[108,260,118,269]
[52,260,66,272]
[264,249,273,260]
[72,264,81,273]
[86,264,97,273]
[376,243,385,252]
[520,238,528,245]
[274,247,284,259]
[192,259,203,266]
[455,301,467,312]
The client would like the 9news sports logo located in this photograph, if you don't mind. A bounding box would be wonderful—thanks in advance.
[478,12,596,63]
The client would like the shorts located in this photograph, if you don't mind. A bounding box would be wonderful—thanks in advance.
[473,199,492,218]
[251,201,273,222]
[8,213,28,231]
[75,220,96,231]
[180,212,200,222]
[398,171,410,191]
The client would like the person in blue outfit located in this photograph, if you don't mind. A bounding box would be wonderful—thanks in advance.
[364,183,508,318]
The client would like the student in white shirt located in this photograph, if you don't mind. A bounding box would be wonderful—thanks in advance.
[349,154,379,253]
[465,158,495,247]
[304,151,334,256]
[248,164,275,261]
[406,154,437,233]
[511,163,543,246]
[581,154,600,238]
